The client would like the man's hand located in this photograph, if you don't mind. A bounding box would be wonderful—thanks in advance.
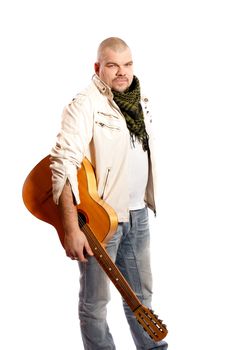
[64,228,93,262]
[58,180,93,262]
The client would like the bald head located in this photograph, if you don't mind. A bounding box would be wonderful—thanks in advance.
[97,37,130,62]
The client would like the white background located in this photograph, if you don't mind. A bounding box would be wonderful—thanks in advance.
[1,1,233,349]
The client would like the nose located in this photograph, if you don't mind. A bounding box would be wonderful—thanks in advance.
[116,66,126,76]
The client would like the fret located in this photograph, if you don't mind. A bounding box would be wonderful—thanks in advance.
[82,223,141,312]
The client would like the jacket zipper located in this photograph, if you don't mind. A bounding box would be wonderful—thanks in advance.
[97,111,119,119]
[101,168,111,199]
[95,121,120,131]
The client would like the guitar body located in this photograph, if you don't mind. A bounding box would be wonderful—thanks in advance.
[22,155,168,342]
[22,155,118,247]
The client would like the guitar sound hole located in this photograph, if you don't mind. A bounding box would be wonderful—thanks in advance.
[78,211,87,228]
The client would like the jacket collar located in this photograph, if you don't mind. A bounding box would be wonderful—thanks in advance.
[92,74,113,99]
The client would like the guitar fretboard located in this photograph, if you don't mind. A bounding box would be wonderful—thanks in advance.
[82,223,141,312]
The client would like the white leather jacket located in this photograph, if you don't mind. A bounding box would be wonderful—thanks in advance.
[50,74,156,222]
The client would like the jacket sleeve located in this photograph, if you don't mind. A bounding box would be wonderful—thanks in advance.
[50,94,94,205]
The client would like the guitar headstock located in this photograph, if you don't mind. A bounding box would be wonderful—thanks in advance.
[134,305,168,341]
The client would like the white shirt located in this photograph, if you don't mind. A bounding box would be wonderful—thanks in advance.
[128,138,149,210]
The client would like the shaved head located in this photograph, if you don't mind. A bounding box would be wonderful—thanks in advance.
[97,37,129,62]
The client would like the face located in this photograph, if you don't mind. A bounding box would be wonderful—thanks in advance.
[94,47,134,92]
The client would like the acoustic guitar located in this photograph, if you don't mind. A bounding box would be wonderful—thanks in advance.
[22,155,168,342]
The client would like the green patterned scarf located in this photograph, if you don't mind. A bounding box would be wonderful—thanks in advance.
[113,76,149,151]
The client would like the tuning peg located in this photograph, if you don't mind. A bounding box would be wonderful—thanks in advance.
[151,310,159,318]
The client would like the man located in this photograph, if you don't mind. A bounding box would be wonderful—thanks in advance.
[50,37,168,350]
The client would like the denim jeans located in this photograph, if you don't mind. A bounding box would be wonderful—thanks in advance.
[78,207,168,350]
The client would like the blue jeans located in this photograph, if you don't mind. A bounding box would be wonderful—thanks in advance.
[78,207,168,350]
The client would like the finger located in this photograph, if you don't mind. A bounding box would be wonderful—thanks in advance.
[84,241,94,256]
[78,253,88,263]
[65,250,78,261]
[67,255,77,260]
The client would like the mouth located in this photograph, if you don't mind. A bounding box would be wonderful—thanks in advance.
[114,78,128,83]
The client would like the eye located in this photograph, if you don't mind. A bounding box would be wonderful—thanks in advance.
[106,63,117,68]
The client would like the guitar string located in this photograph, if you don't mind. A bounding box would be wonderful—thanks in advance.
[78,216,141,311]
[79,220,166,340]
[77,217,167,336]
[80,221,140,310]
[77,218,163,340]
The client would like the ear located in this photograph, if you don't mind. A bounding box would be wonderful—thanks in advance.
[94,62,100,75]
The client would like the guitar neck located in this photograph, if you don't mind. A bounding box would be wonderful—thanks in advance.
[82,223,142,312]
